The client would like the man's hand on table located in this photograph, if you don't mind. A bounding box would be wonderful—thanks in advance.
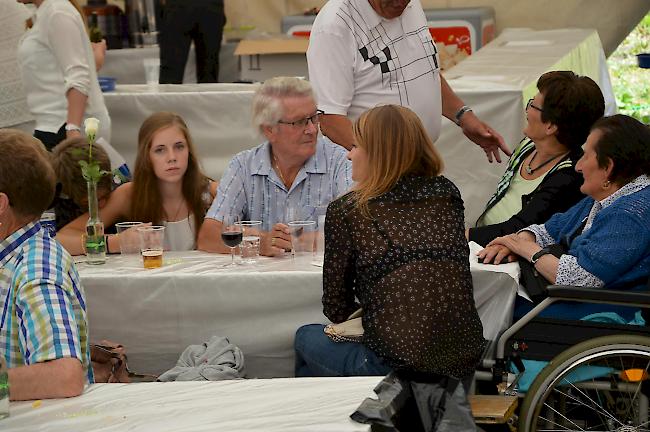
[260,223,292,257]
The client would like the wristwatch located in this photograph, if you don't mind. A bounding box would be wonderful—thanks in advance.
[65,123,81,132]
[530,247,552,265]
[454,105,473,125]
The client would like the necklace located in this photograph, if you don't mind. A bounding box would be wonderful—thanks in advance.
[525,150,568,175]
[167,198,185,221]
[272,153,289,186]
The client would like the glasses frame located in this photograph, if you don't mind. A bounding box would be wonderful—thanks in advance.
[277,110,325,129]
[526,98,544,113]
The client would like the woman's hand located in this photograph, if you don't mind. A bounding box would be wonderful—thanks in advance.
[91,39,107,71]
[492,233,542,262]
[479,232,542,264]
[477,243,516,265]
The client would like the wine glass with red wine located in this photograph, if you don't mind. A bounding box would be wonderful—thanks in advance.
[220,215,242,267]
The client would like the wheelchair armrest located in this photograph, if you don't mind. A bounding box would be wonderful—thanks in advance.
[546,285,650,309]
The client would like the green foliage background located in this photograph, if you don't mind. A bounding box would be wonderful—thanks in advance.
[608,12,650,124]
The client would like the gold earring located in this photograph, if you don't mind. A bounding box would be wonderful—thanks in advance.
[603,180,611,189]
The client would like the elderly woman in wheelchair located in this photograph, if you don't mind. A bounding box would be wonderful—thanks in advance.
[479,114,650,431]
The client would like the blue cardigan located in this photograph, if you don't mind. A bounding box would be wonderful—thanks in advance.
[531,184,650,321]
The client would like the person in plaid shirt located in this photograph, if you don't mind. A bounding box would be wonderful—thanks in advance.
[0,129,92,401]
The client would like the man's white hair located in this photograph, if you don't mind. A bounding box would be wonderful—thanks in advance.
[251,77,316,133]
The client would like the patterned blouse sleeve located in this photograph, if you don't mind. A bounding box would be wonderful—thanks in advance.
[322,198,359,323]
[556,254,604,287]
[520,224,555,247]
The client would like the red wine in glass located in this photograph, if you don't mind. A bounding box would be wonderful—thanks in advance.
[221,231,243,248]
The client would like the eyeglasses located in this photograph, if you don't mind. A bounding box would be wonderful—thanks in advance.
[526,98,544,113]
[277,110,324,128]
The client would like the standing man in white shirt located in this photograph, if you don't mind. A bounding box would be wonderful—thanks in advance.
[308,0,511,163]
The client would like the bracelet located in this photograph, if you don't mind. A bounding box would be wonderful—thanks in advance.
[454,105,473,126]
[65,123,81,132]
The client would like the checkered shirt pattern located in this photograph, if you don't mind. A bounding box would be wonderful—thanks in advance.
[0,221,93,383]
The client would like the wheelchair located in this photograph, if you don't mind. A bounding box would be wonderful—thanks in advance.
[480,283,650,432]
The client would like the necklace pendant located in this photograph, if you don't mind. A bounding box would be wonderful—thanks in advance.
[525,165,533,175]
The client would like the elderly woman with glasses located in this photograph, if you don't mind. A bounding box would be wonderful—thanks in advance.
[479,114,650,322]
[467,71,605,246]
[198,76,353,256]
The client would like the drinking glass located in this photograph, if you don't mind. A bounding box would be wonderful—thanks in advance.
[236,220,262,264]
[137,225,165,269]
[220,216,242,267]
[288,220,317,259]
[116,221,144,254]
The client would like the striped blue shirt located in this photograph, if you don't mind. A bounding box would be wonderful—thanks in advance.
[0,221,93,383]
[207,137,353,231]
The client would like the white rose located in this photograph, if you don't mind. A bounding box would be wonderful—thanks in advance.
[84,117,100,141]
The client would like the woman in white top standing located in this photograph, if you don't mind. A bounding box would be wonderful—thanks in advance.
[58,112,218,254]
[16,0,110,150]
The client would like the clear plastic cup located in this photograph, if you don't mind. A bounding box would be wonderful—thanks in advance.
[143,58,160,91]
[116,221,143,254]
[236,221,262,264]
[137,225,165,269]
[288,220,317,258]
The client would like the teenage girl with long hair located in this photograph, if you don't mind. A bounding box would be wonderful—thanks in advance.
[58,112,217,254]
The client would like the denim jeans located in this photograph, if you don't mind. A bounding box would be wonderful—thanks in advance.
[294,324,392,377]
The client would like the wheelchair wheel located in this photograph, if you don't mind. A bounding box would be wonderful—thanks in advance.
[519,334,650,432]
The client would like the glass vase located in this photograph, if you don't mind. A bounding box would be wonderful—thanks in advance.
[85,180,106,264]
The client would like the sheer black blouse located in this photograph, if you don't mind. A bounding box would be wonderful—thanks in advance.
[323,175,485,378]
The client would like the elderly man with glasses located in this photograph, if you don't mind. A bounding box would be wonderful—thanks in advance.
[198,77,352,256]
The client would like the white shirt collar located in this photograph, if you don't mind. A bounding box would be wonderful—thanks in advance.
[599,175,650,209]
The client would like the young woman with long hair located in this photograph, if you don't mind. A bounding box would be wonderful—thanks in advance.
[58,112,217,254]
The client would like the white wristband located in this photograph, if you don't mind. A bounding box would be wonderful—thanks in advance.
[65,123,81,132]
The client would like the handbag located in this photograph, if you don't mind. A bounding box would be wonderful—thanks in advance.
[91,340,131,383]
[91,340,158,383]
[324,308,364,343]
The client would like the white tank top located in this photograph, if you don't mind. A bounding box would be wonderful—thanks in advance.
[162,216,196,251]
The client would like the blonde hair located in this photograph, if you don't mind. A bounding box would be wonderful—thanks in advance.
[351,105,443,216]
[251,77,315,133]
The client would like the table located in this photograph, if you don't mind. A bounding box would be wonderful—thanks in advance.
[2,377,379,431]
[103,28,615,225]
[76,250,519,379]
[99,42,239,84]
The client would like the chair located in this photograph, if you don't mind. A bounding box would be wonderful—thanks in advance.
[489,284,650,432]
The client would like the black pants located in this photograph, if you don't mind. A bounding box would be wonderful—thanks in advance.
[159,0,226,84]
[34,123,66,151]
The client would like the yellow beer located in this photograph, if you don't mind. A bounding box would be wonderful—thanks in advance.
[142,249,163,269]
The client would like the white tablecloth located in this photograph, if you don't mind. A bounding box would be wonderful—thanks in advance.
[99,42,239,84]
[76,250,519,378]
[102,28,615,225]
[2,378,379,432]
